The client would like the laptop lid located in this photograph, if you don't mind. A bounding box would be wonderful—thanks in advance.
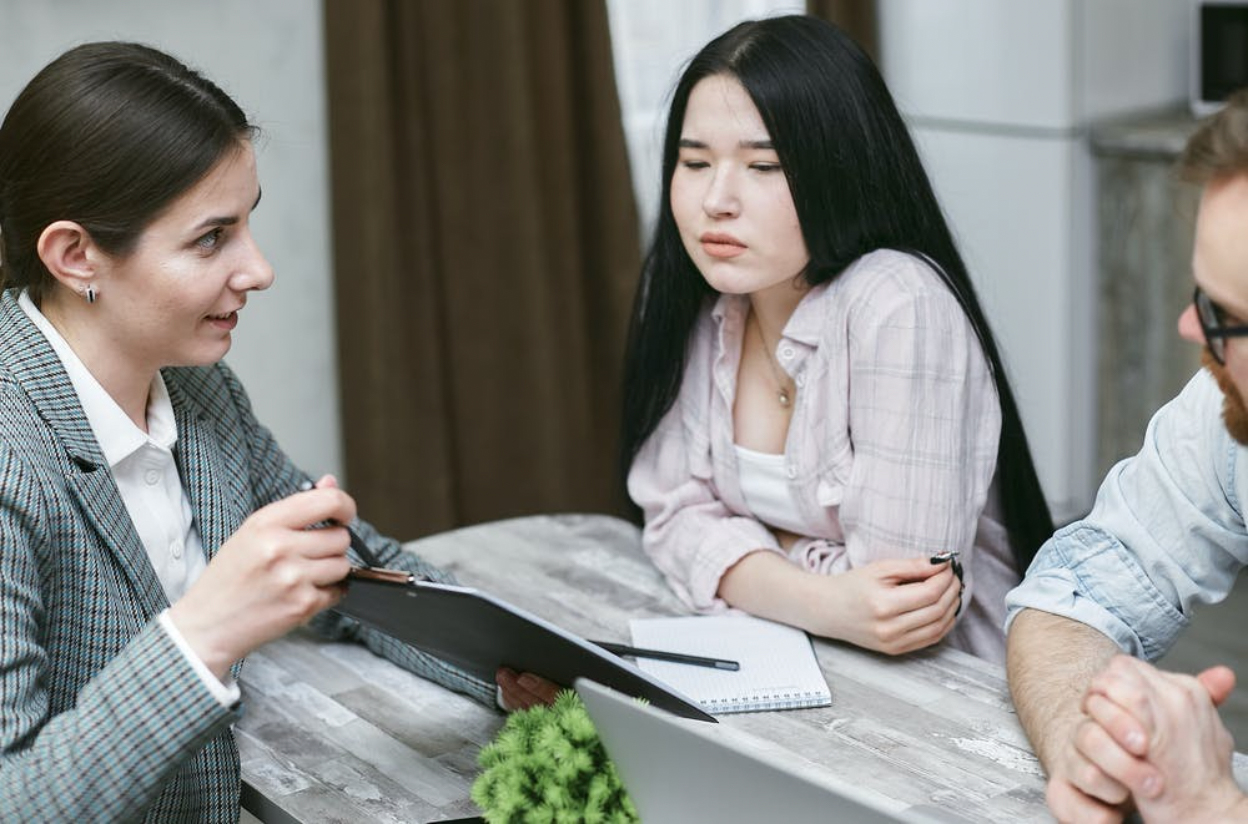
[575,678,972,824]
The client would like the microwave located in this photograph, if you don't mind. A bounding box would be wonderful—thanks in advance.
[1192,1,1248,115]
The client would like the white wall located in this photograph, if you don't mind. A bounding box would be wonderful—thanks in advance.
[877,0,1189,520]
[0,0,342,479]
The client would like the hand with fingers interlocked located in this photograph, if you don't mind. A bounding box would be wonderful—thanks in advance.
[1076,656,1248,823]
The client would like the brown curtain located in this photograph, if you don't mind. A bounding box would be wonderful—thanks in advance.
[807,0,879,62]
[323,0,640,539]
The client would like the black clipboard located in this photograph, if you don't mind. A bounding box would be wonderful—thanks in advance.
[338,569,716,722]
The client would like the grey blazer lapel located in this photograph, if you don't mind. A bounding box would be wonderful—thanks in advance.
[0,291,168,617]
[67,467,169,618]
[168,381,235,563]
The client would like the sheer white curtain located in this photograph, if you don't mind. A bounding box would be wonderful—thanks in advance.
[606,0,805,241]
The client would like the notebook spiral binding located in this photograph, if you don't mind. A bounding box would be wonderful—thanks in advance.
[703,690,832,714]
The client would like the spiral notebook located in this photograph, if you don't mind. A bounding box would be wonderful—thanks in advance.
[629,614,831,714]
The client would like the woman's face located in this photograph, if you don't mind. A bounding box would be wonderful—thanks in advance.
[670,74,809,298]
[93,141,273,374]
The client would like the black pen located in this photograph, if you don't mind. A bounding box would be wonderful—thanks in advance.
[297,480,382,569]
[929,550,964,583]
[931,551,964,617]
[591,640,740,671]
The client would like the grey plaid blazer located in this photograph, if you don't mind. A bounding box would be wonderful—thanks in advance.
[0,289,490,822]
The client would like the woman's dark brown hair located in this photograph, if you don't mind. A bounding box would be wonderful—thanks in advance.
[0,41,256,302]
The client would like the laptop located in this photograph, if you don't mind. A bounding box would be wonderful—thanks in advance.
[575,678,973,824]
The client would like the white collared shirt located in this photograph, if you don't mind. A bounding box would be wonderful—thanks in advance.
[19,291,238,707]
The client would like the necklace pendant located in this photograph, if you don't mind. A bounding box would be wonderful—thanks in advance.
[778,388,791,408]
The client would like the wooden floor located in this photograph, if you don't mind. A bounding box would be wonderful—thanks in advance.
[1157,574,1248,746]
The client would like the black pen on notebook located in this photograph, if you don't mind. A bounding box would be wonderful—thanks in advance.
[591,640,740,671]
[297,479,382,569]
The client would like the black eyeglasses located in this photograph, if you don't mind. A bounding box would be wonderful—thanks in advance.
[1194,286,1248,365]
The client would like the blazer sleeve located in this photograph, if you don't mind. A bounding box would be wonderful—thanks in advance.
[0,445,238,821]
[214,364,496,707]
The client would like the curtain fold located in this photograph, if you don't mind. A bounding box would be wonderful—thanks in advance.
[807,0,879,61]
[323,0,640,538]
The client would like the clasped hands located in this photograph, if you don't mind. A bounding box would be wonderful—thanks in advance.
[1053,655,1245,823]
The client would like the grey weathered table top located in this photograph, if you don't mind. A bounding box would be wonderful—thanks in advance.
[237,513,1248,823]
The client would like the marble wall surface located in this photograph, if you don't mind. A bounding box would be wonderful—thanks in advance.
[1092,109,1203,480]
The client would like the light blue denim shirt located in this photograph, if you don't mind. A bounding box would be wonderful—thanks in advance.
[1005,369,1248,660]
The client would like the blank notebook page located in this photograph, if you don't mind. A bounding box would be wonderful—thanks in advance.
[629,614,831,714]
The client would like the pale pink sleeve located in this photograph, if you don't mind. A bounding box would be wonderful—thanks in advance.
[627,405,782,613]
[836,259,1001,602]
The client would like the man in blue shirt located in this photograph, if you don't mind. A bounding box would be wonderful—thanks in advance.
[1006,90,1248,823]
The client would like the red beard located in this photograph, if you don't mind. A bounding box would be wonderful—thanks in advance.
[1202,348,1248,445]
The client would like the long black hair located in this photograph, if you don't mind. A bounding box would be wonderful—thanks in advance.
[619,15,1053,573]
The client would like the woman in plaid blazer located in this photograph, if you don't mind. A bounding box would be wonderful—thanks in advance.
[0,43,507,822]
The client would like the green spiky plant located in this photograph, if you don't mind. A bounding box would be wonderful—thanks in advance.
[470,690,640,823]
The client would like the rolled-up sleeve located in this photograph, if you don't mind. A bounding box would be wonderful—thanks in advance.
[1006,370,1248,660]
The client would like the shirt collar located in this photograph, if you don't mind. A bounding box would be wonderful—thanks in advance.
[18,291,177,468]
[782,281,829,346]
[710,283,829,347]
[711,292,750,327]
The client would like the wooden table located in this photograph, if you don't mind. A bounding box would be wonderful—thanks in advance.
[237,514,1248,823]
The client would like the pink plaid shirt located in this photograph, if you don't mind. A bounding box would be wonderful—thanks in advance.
[628,250,1018,661]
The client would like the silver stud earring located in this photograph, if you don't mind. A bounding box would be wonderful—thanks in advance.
[85,285,96,304]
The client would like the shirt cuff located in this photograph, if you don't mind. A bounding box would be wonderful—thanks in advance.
[158,609,241,708]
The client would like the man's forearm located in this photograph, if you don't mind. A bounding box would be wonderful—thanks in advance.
[1007,608,1122,772]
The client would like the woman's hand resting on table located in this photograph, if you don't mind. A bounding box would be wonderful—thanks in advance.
[719,551,962,656]
[818,558,961,654]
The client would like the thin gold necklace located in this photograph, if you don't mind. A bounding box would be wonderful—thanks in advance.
[750,311,795,408]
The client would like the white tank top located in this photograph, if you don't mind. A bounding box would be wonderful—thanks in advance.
[733,444,808,535]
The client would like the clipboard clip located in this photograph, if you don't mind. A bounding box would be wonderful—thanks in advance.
[347,567,418,585]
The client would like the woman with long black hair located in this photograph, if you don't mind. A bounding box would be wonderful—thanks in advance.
[622,15,1052,662]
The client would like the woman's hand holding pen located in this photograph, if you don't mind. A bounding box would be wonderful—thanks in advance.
[302,475,561,714]
[167,476,355,680]
[815,557,961,655]
[718,551,962,656]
